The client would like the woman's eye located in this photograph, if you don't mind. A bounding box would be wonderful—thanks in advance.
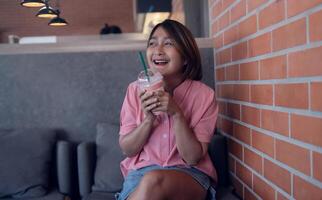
[165,41,174,46]
[148,40,156,46]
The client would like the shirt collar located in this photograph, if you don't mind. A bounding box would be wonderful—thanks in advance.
[173,79,192,104]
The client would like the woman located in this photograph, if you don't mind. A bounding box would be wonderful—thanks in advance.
[118,19,218,200]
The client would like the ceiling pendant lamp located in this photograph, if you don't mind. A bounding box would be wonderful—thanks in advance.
[21,0,45,7]
[48,10,68,26]
[36,4,57,18]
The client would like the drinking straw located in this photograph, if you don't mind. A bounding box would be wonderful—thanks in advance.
[139,51,150,82]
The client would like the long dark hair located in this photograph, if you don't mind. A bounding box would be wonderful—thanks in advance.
[148,19,202,81]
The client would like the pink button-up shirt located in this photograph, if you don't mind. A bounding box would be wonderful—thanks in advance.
[119,79,218,181]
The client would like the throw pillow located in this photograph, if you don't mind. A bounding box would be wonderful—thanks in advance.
[92,123,125,193]
[0,128,56,198]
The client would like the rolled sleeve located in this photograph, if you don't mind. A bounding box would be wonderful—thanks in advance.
[119,83,139,135]
[193,94,218,143]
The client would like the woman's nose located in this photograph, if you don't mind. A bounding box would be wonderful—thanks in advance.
[154,44,165,55]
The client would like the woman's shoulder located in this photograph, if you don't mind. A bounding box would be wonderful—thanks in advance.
[189,80,215,96]
[127,81,139,92]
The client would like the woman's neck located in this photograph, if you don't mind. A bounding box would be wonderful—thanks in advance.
[163,75,184,95]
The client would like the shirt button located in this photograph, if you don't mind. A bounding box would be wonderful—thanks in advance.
[163,134,167,138]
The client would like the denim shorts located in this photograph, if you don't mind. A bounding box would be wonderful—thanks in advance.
[115,165,216,200]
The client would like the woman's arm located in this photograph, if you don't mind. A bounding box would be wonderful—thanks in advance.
[119,117,154,157]
[172,112,208,165]
[119,90,160,157]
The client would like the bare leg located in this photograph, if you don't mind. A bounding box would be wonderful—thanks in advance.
[128,170,207,200]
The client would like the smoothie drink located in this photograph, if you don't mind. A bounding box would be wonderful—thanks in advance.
[137,69,163,92]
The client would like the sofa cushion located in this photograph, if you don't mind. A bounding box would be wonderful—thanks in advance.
[0,128,56,198]
[92,123,125,193]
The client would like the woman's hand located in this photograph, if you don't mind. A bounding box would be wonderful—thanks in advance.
[139,90,160,121]
[152,90,182,116]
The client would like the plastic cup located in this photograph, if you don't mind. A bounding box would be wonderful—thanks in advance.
[137,69,163,92]
[137,69,164,115]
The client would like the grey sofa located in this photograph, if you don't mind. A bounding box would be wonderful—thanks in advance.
[0,128,76,200]
[77,123,235,200]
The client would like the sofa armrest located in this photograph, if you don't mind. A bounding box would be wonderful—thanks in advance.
[56,141,75,196]
[77,142,96,197]
[208,133,229,187]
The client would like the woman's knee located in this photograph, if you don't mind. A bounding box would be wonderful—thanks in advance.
[136,170,166,199]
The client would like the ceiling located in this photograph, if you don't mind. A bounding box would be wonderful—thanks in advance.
[0,0,136,43]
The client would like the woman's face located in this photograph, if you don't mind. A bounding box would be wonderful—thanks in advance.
[146,27,185,79]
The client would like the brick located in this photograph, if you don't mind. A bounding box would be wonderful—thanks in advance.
[310,10,322,42]
[289,46,322,77]
[225,64,239,80]
[216,47,231,65]
[238,15,257,39]
[259,0,285,29]
[311,82,322,112]
[264,159,291,194]
[261,109,289,136]
[253,174,275,200]
[228,138,243,160]
[291,114,322,147]
[275,83,309,109]
[244,147,263,174]
[224,25,239,45]
[276,140,310,175]
[222,0,236,10]
[216,67,225,81]
[248,32,271,57]
[242,105,260,127]
[231,175,244,198]
[221,84,234,99]
[221,84,250,101]
[252,130,275,158]
[260,55,287,80]
[218,11,230,30]
[211,20,219,36]
[227,102,240,120]
[229,155,236,173]
[233,84,250,101]
[244,186,257,200]
[214,33,224,49]
[240,61,259,80]
[232,41,248,61]
[250,84,273,105]
[287,0,322,18]
[230,0,246,23]
[247,0,268,13]
[294,175,322,200]
[218,100,226,114]
[277,192,289,200]
[222,118,234,135]
[212,1,223,18]
[313,152,322,182]
[272,18,306,51]
[233,122,251,145]
[236,162,252,188]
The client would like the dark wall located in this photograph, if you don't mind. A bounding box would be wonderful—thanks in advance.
[0,49,213,142]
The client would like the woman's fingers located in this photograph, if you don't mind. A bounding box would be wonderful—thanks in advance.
[140,91,154,102]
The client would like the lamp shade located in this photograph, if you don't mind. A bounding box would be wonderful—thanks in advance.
[36,6,57,18]
[21,0,45,7]
[49,16,68,26]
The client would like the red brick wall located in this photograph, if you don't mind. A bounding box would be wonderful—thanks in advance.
[0,0,135,43]
[209,0,322,199]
